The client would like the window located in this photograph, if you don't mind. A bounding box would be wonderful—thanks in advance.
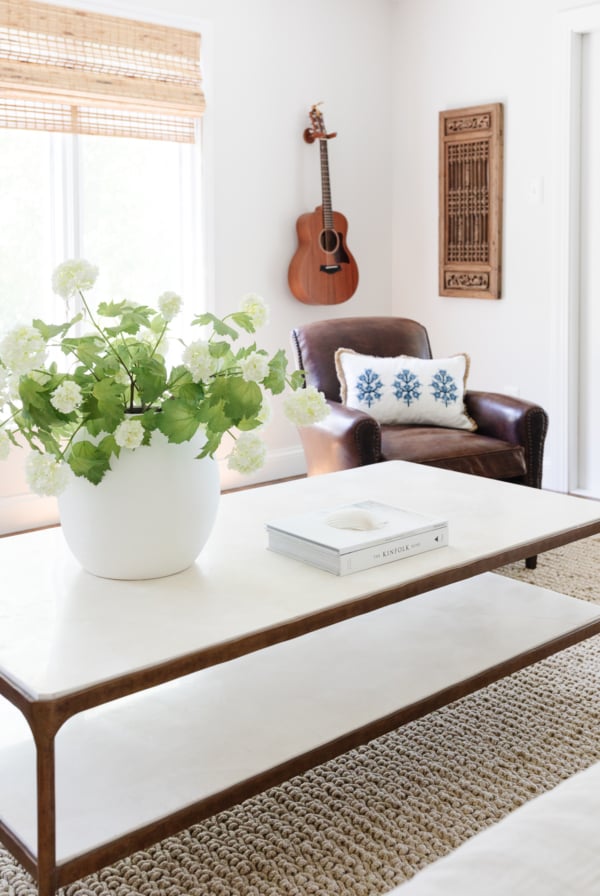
[0,0,205,534]
[0,130,202,331]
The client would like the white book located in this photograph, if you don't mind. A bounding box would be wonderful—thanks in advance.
[266,500,448,576]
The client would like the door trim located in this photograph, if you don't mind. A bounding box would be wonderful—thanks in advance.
[554,4,600,493]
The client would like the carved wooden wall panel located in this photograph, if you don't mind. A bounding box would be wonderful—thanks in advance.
[439,103,503,299]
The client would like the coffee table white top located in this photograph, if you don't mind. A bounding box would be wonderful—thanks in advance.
[1,461,599,701]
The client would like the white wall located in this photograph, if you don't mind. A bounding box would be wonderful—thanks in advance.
[390,0,591,490]
[120,0,396,488]
[205,0,395,485]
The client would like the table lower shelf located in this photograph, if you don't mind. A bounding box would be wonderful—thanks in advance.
[1,572,599,876]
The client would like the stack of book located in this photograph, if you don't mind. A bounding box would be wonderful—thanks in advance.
[266,500,448,575]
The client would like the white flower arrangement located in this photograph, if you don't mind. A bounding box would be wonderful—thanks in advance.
[0,260,329,496]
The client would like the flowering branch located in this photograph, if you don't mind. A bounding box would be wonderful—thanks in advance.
[0,260,329,496]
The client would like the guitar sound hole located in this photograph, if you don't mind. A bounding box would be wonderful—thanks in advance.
[319,229,340,254]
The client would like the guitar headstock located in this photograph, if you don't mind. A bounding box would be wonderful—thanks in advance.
[303,103,337,144]
[309,103,327,138]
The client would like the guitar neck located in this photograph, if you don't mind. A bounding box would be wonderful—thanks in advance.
[319,139,334,229]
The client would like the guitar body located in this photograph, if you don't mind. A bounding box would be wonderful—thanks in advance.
[288,206,359,305]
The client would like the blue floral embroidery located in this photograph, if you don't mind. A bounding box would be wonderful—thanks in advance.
[356,368,384,408]
[430,369,458,406]
[393,369,421,406]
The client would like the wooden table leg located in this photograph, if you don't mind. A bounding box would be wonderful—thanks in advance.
[32,709,58,896]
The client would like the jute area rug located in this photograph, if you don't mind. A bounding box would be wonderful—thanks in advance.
[2,536,600,896]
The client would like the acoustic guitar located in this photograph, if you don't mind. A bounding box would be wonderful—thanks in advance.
[288,104,359,305]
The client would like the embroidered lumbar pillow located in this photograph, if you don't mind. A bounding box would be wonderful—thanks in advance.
[335,349,477,431]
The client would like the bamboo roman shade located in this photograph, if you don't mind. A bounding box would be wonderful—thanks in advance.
[0,0,205,142]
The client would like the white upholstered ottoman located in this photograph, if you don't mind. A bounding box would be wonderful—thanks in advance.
[389,761,600,895]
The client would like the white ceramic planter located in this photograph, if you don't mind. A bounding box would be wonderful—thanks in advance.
[58,430,220,580]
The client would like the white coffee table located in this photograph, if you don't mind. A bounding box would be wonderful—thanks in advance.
[1,461,600,896]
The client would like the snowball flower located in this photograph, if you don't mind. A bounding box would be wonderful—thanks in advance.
[182,339,219,383]
[257,397,271,427]
[240,293,269,328]
[158,291,183,322]
[0,324,46,375]
[113,366,131,387]
[52,258,98,300]
[239,351,269,383]
[284,386,330,426]
[0,366,9,409]
[26,452,70,496]
[227,431,267,474]
[114,418,145,450]
[50,380,83,414]
[0,429,10,460]
[7,374,20,402]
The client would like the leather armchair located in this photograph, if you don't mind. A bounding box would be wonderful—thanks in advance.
[292,317,549,568]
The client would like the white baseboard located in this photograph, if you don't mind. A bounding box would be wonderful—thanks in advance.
[218,446,307,491]
[0,494,60,537]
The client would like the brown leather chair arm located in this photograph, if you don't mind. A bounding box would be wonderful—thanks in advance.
[465,391,549,488]
[297,400,382,476]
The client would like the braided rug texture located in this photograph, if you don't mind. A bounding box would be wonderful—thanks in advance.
[2,535,600,896]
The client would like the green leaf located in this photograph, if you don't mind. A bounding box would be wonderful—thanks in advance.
[235,416,262,432]
[235,343,259,360]
[173,381,205,403]
[61,335,105,370]
[32,428,64,456]
[68,439,112,485]
[209,375,262,422]
[150,314,166,334]
[191,312,214,327]
[97,300,131,317]
[197,398,231,433]
[229,311,256,334]
[209,340,234,360]
[79,381,124,436]
[141,409,161,433]
[117,340,146,369]
[92,378,125,426]
[19,377,66,428]
[166,364,193,391]
[83,413,106,438]
[94,356,129,383]
[290,369,306,389]
[132,356,167,405]
[98,302,156,336]
[33,315,81,341]
[3,428,19,449]
[197,427,222,458]
[262,349,288,395]
[156,398,201,443]
[192,312,238,341]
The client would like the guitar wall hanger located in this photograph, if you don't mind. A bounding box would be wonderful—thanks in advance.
[288,103,359,305]
[303,104,337,144]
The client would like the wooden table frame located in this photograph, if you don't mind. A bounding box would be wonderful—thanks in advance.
[1,462,600,896]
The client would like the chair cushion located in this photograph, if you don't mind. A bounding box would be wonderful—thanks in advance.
[381,425,527,480]
[335,349,477,431]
